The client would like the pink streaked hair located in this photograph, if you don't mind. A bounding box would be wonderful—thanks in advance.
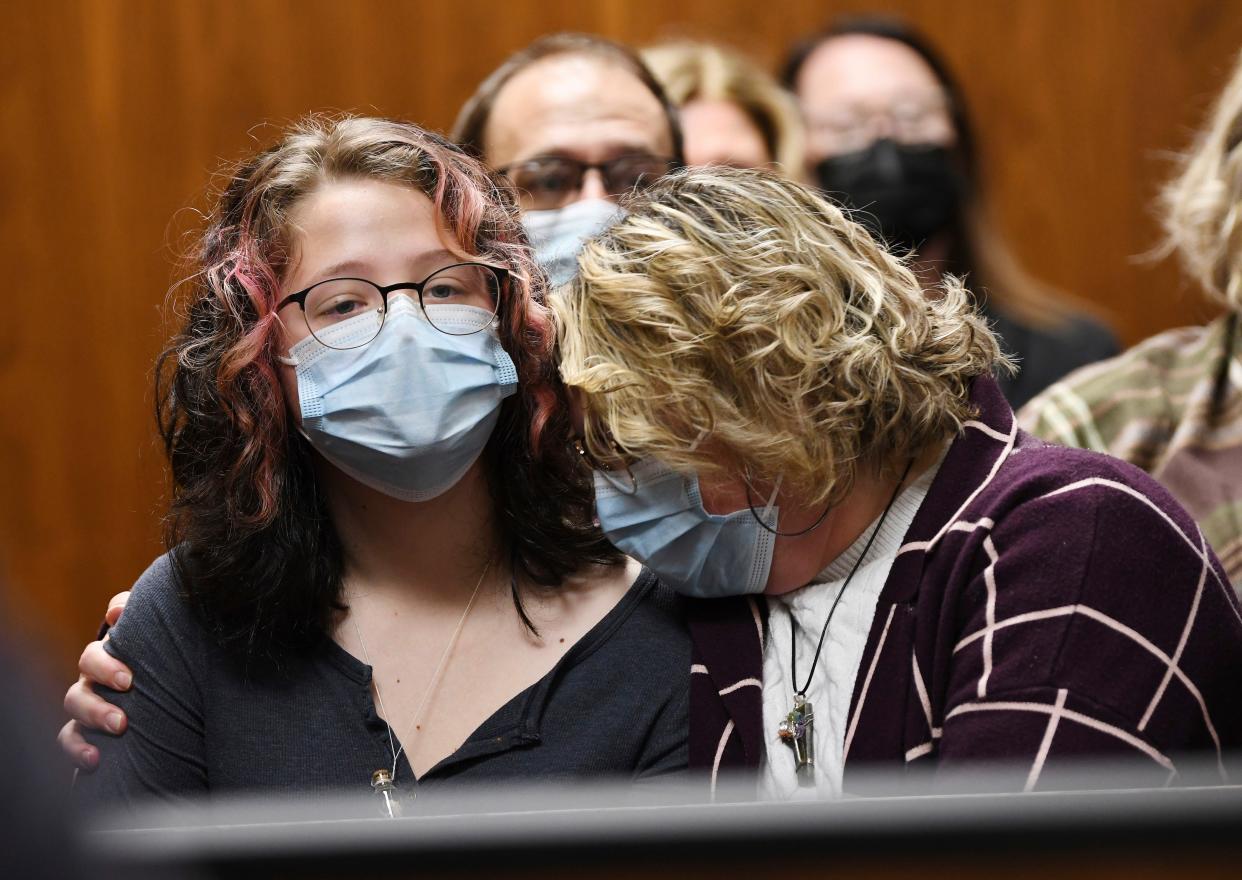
[186,115,556,527]
[159,116,620,654]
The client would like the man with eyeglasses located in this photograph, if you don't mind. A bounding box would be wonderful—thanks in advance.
[453,33,684,286]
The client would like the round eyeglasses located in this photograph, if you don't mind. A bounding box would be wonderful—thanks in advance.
[275,262,507,349]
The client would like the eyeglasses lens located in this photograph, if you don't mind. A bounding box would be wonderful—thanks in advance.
[420,265,501,335]
[304,279,386,350]
[601,156,672,197]
[509,159,582,210]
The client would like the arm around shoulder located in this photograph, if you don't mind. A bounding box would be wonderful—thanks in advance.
[74,553,211,809]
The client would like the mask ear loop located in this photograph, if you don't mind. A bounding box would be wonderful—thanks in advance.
[761,474,783,521]
[273,310,301,367]
[597,465,639,496]
[686,426,711,454]
[744,474,833,537]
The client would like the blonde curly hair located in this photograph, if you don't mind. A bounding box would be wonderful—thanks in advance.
[1161,49,1242,311]
[554,166,1006,506]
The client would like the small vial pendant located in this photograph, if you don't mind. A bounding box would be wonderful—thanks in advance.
[371,768,403,818]
[777,694,815,779]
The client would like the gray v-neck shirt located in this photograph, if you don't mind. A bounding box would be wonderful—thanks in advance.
[75,555,690,810]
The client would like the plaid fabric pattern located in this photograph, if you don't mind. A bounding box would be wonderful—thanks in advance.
[689,376,1242,795]
[1018,315,1242,590]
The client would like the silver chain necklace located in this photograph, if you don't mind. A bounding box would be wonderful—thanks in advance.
[349,557,493,815]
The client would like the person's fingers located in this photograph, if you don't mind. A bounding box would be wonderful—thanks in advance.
[57,719,98,770]
[64,677,127,735]
[78,640,131,691]
[104,590,131,627]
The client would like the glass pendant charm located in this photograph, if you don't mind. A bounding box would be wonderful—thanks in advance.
[371,768,403,818]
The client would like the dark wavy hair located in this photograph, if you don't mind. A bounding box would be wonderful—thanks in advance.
[157,114,620,662]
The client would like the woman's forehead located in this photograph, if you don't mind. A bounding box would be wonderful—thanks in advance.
[799,35,946,111]
[287,178,440,248]
[281,179,473,290]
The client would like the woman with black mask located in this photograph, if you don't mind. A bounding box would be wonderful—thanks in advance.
[782,17,1119,409]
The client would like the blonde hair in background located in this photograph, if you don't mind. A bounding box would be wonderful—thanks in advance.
[554,166,1007,506]
[643,41,806,178]
[1160,49,1242,311]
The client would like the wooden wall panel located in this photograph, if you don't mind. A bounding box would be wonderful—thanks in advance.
[3,0,1241,678]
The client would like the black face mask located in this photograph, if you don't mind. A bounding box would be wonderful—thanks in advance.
[814,139,963,252]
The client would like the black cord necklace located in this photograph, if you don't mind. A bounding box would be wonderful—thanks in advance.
[777,458,914,777]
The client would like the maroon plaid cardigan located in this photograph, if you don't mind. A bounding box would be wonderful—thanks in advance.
[688,376,1242,792]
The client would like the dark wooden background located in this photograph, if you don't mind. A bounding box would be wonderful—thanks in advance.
[4,0,1241,678]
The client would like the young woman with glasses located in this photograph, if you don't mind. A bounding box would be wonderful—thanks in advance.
[68,115,689,813]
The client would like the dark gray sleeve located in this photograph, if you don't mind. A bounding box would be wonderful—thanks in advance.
[634,674,690,781]
[73,554,209,810]
[630,585,691,782]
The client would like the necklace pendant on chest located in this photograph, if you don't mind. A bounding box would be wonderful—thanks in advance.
[370,768,404,819]
[777,693,815,775]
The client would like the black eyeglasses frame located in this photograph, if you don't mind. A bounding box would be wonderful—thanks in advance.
[496,154,677,209]
[274,262,510,340]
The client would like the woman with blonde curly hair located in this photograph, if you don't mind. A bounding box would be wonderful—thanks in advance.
[66,115,689,811]
[1020,51,1242,591]
[555,166,1242,796]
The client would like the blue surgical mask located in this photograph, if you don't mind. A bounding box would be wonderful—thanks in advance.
[522,198,621,287]
[592,458,779,598]
[280,296,517,501]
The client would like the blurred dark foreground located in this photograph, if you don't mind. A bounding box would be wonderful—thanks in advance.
[81,760,1242,880]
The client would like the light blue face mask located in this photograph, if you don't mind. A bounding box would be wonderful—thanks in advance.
[592,458,780,598]
[280,296,517,502]
[521,198,621,288]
